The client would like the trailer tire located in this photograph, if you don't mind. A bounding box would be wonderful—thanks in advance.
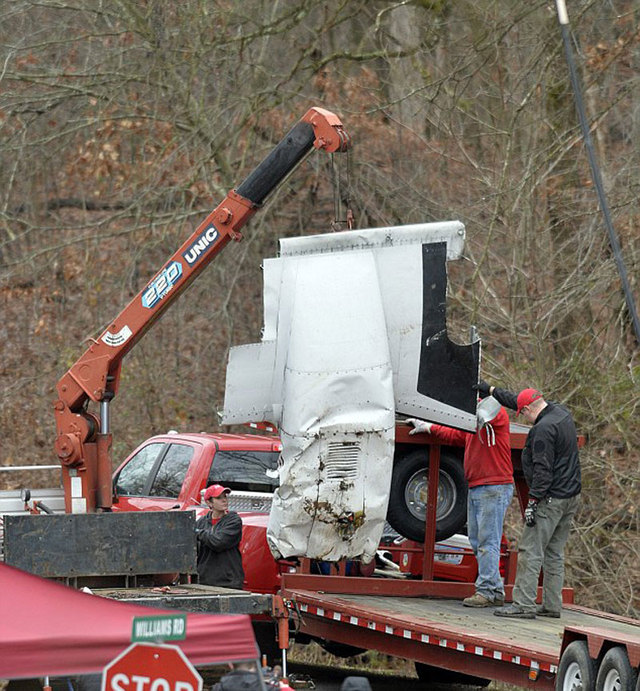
[415,662,489,687]
[556,641,596,691]
[596,647,637,691]
[387,449,467,542]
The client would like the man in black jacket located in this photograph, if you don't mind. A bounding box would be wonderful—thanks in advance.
[195,484,245,589]
[478,383,581,619]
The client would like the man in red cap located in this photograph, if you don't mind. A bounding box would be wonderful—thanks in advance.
[195,484,245,589]
[476,381,581,618]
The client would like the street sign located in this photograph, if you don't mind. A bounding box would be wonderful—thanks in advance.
[132,614,187,642]
[102,642,203,691]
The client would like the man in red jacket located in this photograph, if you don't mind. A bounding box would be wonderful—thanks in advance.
[407,396,513,607]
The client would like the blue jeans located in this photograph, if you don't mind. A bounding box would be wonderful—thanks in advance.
[467,483,514,600]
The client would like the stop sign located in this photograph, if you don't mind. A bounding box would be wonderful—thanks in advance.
[102,643,203,691]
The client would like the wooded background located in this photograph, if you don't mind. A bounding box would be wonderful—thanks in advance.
[1,0,638,616]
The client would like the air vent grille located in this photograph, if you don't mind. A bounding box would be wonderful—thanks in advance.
[325,442,360,480]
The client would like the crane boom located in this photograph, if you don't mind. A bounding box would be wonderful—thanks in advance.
[53,106,351,513]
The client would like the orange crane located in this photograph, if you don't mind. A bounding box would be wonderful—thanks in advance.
[53,107,351,513]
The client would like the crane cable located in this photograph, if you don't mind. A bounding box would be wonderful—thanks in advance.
[555,0,640,345]
[331,149,354,231]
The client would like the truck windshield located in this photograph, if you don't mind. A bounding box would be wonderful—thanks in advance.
[209,450,280,493]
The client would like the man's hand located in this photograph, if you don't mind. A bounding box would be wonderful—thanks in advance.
[474,380,492,399]
[406,418,432,435]
[524,499,538,527]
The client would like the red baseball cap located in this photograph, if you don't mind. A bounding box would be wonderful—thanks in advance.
[516,388,543,415]
[204,484,231,501]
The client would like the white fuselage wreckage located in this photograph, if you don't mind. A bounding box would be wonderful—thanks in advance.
[222,222,480,562]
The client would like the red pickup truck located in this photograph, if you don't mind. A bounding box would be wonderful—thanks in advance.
[111,431,284,593]
[110,429,484,593]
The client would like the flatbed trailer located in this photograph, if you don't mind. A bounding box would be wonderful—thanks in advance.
[279,576,640,690]
[273,434,640,691]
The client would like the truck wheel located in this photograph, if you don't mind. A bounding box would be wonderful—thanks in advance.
[415,662,489,687]
[387,449,466,542]
[556,641,596,691]
[596,647,637,691]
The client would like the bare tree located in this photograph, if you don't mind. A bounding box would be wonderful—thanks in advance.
[1,0,637,615]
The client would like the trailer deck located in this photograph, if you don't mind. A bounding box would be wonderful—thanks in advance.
[281,582,640,690]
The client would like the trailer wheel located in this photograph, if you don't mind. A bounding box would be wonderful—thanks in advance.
[387,449,467,542]
[415,662,489,687]
[596,647,637,691]
[556,641,596,691]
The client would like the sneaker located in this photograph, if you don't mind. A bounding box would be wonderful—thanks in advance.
[463,593,493,608]
[494,605,536,619]
[493,594,505,607]
[536,606,561,618]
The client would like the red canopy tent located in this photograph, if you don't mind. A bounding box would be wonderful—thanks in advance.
[0,563,259,679]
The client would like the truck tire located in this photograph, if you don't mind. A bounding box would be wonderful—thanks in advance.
[556,641,596,691]
[415,662,489,687]
[387,449,467,542]
[596,647,637,691]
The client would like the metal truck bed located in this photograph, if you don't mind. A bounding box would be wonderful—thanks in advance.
[92,583,272,616]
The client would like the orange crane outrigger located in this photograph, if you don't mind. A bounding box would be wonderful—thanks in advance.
[53,107,351,513]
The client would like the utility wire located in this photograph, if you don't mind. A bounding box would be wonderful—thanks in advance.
[555,0,640,345]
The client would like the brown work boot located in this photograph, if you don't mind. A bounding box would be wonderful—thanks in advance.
[463,593,493,608]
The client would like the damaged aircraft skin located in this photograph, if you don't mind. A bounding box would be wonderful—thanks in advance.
[222,222,480,562]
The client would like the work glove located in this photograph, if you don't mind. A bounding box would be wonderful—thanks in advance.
[524,499,538,527]
[406,418,432,435]
[474,380,491,399]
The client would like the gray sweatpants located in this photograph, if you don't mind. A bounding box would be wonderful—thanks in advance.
[513,495,580,613]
